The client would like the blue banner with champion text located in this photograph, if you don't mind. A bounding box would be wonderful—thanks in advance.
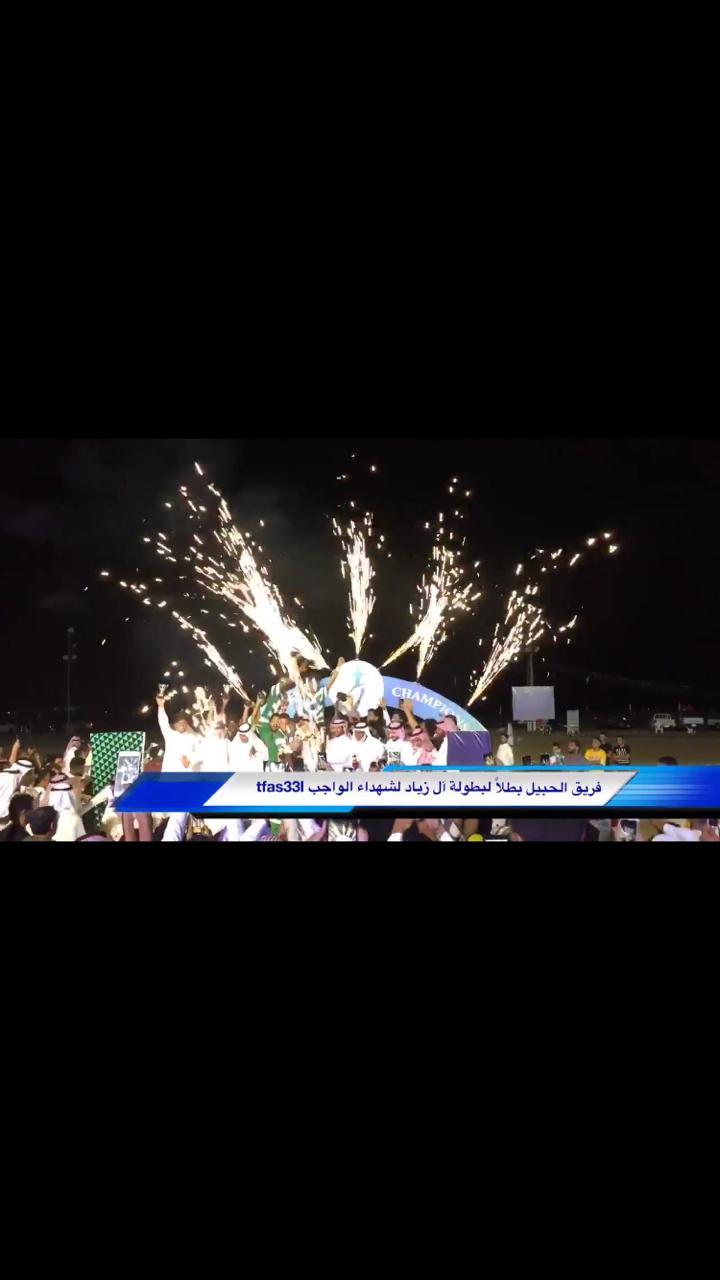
[116,766,720,814]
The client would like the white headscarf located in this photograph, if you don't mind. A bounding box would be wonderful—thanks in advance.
[49,778,85,840]
[49,777,79,813]
[0,769,22,820]
[228,727,268,770]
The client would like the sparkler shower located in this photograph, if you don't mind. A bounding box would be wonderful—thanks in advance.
[380,542,479,676]
[332,514,376,656]
[102,460,620,719]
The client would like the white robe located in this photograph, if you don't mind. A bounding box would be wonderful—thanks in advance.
[228,733,269,771]
[326,733,355,771]
[50,788,85,841]
[53,810,86,841]
[385,737,417,767]
[352,733,385,771]
[158,706,201,772]
[0,769,22,820]
[197,734,231,771]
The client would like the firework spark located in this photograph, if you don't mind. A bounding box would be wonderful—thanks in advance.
[169,605,251,700]
[332,514,376,655]
[381,477,479,677]
[467,592,548,704]
[381,543,477,678]
[194,491,326,674]
[113,465,619,719]
[467,530,620,699]
[135,470,328,698]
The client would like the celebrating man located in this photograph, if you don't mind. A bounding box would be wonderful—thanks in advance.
[434,713,459,765]
[228,721,269,771]
[325,718,355,771]
[385,718,418,766]
[156,695,201,771]
[351,722,386,771]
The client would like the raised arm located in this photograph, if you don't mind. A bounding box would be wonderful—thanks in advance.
[326,657,345,692]
[397,701,415,732]
[156,696,171,740]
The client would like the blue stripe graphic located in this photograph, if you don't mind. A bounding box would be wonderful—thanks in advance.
[115,766,720,813]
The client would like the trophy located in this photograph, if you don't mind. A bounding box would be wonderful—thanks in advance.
[157,682,169,697]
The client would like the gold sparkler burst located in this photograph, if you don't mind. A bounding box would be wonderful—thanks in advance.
[196,490,326,674]
[115,569,251,701]
[170,606,250,700]
[467,592,547,704]
[381,478,479,678]
[381,543,479,678]
[467,529,620,701]
[330,454,388,656]
[140,470,327,697]
[191,685,220,732]
[332,514,376,655]
[110,464,620,717]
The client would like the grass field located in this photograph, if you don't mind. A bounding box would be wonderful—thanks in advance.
[500,728,720,766]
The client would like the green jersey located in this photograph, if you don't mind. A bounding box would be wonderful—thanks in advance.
[256,722,279,764]
[255,721,291,767]
[257,681,285,727]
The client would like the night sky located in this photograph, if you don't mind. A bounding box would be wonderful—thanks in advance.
[2,437,718,731]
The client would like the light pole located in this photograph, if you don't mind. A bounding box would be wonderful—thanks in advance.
[63,627,78,733]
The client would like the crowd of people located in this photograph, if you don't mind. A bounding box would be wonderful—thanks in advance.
[1,656,717,842]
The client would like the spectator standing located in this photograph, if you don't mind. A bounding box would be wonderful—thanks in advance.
[0,793,34,841]
[495,733,514,767]
[49,776,85,841]
[26,807,59,841]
